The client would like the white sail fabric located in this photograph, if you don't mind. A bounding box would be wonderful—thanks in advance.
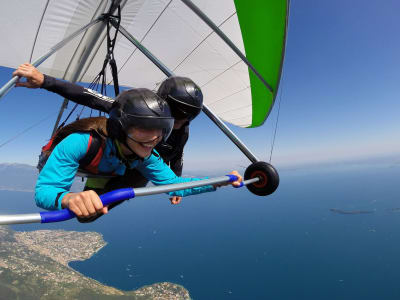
[0,0,285,128]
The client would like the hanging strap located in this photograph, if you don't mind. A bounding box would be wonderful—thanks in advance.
[105,6,121,97]
[90,6,121,97]
[60,6,122,126]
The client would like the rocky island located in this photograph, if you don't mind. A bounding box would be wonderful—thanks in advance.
[0,226,190,299]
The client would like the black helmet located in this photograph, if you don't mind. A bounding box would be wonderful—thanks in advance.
[108,88,174,142]
[157,76,203,121]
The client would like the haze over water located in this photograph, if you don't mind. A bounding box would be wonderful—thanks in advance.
[6,161,400,299]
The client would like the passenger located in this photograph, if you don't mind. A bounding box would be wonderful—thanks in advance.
[33,88,242,221]
[13,63,203,205]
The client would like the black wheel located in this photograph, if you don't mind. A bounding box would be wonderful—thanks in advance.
[244,162,279,196]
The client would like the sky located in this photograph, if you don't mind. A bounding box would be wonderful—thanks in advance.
[0,0,399,173]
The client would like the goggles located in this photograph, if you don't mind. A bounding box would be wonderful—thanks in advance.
[126,134,162,147]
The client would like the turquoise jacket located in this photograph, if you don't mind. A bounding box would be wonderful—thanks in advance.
[35,133,215,210]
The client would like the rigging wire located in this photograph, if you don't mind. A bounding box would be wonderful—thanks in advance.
[29,0,50,63]
[0,113,54,149]
[114,0,173,84]
[269,74,285,163]
[269,0,290,163]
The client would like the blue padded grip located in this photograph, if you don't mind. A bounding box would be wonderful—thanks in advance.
[233,181,244,188]
[100,188,135,206]
[226,174,239,182]
[226,174,243,188]
[40,209,75,223]
[40,188,135,223]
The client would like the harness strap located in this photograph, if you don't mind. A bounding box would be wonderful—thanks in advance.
[79,132,105,174]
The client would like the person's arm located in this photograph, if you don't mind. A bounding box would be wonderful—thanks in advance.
[35,133,90,210]
[42,75,114,113]
[162,148,183,204]
[13,63,114,113]
[136,153,215,197]
[136,151,242,198]
[35,132,108,217]
[168,125,189,176]
[169,150,184,176]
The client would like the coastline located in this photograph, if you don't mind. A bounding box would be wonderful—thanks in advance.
[0,226,191,299]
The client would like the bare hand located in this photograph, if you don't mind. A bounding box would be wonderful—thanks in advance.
[12,63,44,88]
[169,196,182,205]
[61,190,108,218]
[214,170,243,188]
[229,170,243,187]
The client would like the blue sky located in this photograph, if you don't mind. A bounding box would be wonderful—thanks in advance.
[0,0,399,173]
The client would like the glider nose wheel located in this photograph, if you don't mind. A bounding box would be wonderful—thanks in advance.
[244,162,279,196]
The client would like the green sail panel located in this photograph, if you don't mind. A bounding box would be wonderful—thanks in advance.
[234,0,288,128]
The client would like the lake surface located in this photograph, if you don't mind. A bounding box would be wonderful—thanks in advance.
[5,162,400,299]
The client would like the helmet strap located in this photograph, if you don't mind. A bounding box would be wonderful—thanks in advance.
[114,139,140,169]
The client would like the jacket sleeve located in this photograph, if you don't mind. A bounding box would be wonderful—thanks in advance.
[35,133,90,210]
[41,75,114,113]
[135,151,216,197]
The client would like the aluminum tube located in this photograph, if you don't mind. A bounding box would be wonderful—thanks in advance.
[0,177,259,225]
[0,18,102,101]
[114,22,259,163]
[113,21,172,77]
[202,105,259,163]
[243,177,260,186]
[0,214,41,225]
[134,176,233,197]
[133,176,259,197]
[32,19,103,68]
[180,0,273,93]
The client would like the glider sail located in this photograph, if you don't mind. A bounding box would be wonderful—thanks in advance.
[0,0,288,225]
[0,0,288,128]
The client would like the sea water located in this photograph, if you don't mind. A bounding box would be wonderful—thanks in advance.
[6,162,400,299]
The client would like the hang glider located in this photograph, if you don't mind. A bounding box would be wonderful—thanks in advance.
[0,0,289,224]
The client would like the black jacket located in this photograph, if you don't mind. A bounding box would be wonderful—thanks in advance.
[42,75,188,176]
